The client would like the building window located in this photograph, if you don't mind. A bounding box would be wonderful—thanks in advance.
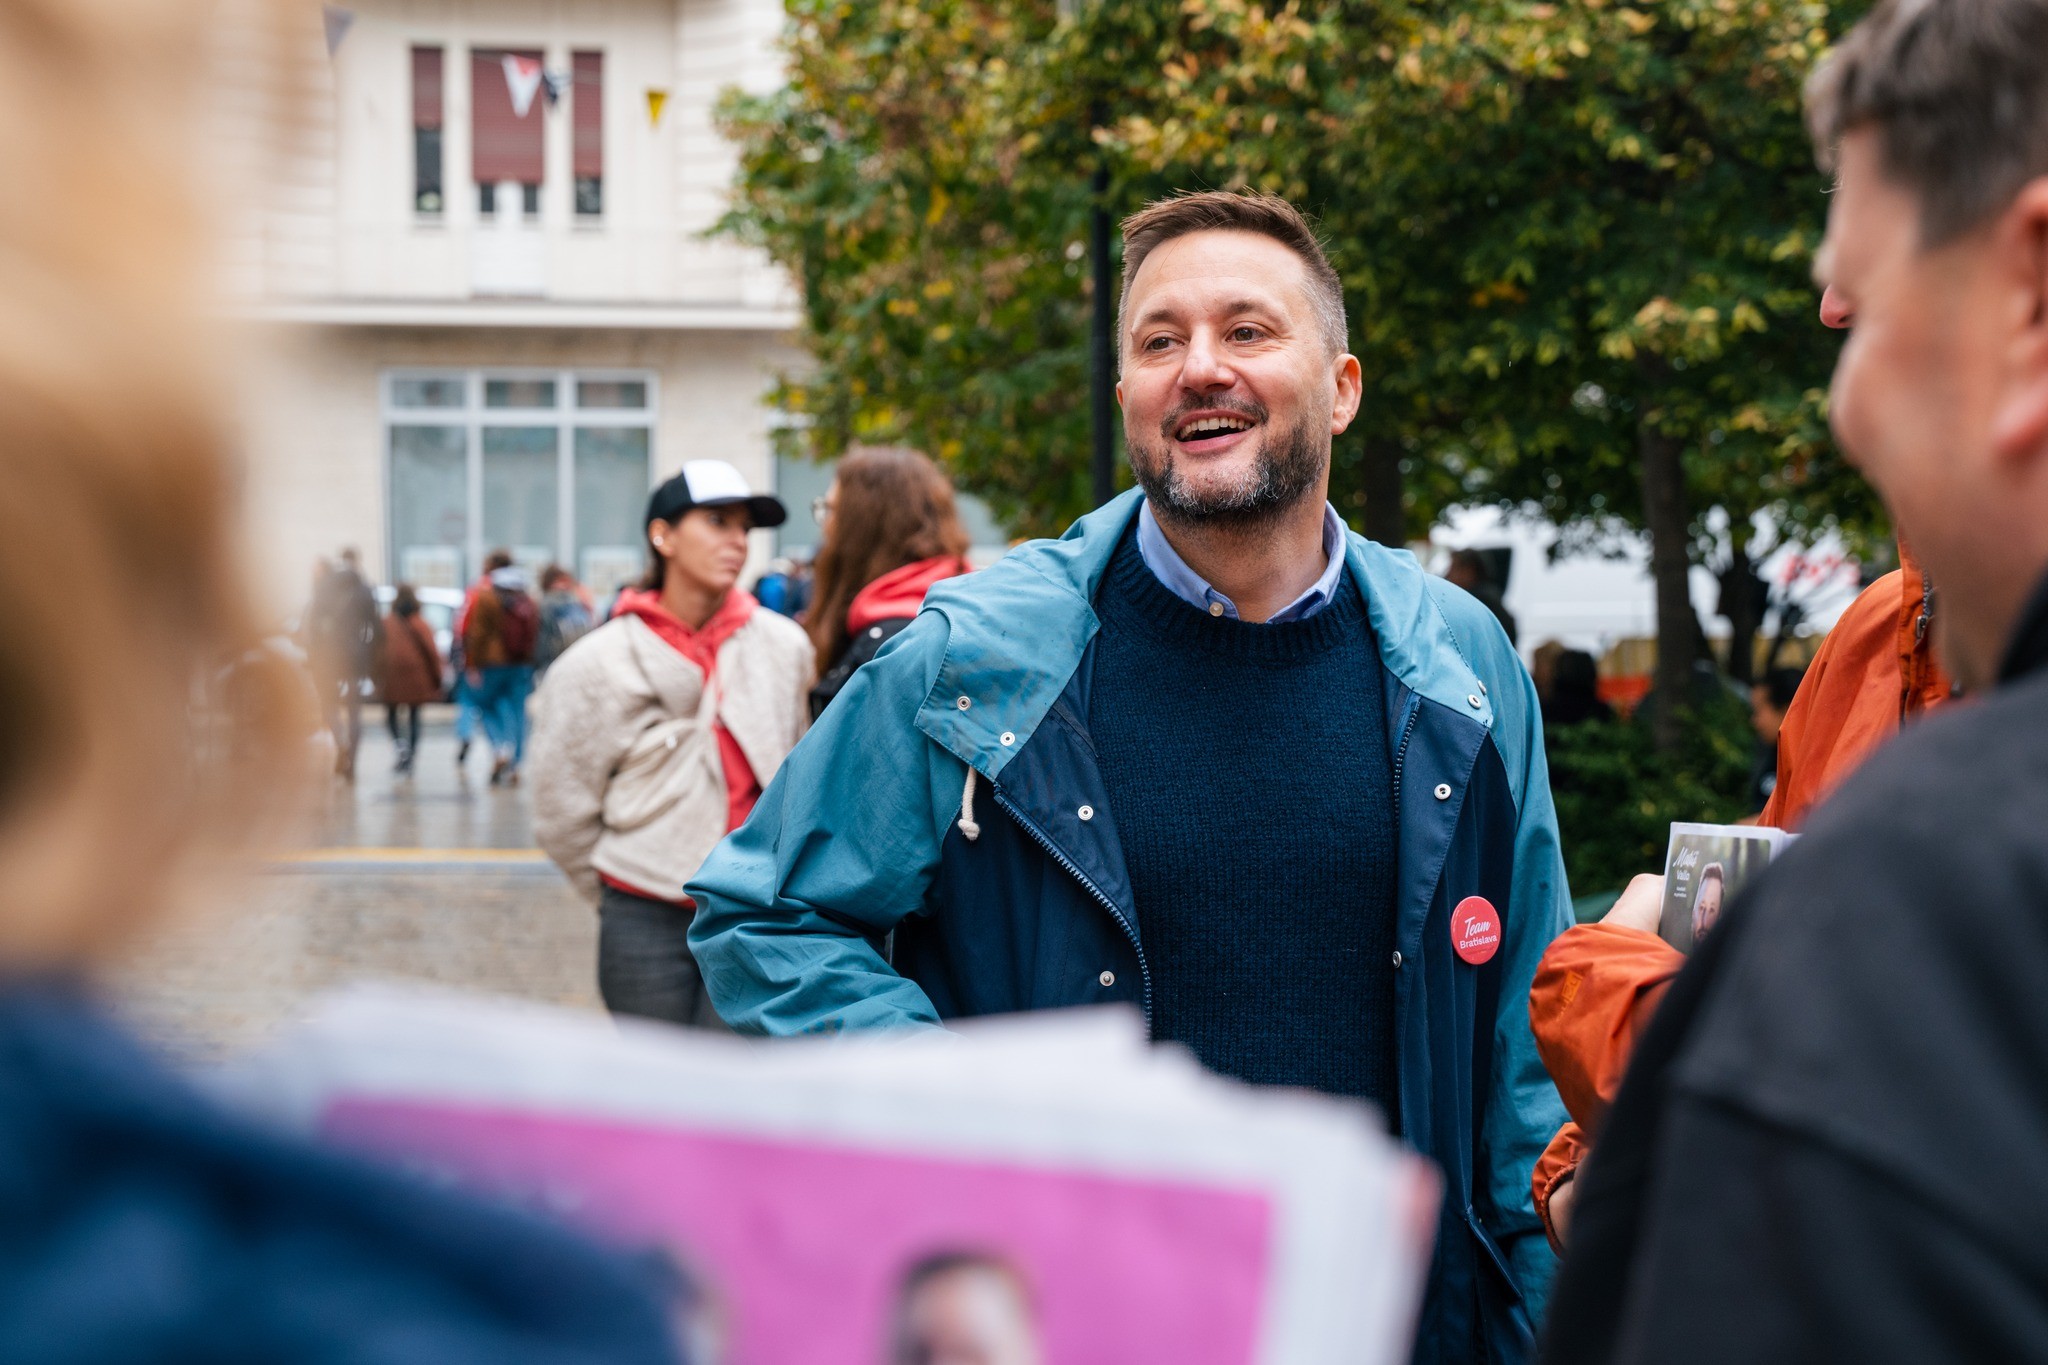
[412,47,443,215]
[573,51,604,217]
[471,49,544,219]
[385,370,656,597]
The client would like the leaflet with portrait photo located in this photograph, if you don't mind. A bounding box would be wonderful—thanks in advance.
[1660,822,1795,953]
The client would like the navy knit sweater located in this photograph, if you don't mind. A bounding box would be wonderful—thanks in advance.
[1088,528,1399,1116]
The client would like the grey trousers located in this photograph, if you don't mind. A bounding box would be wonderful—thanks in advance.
[596,884,729,1030]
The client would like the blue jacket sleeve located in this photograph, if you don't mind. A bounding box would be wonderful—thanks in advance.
[685,615,962,1035]
[1438,588,1575,1320]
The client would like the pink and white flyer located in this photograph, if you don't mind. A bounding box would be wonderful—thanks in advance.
[223,988,1438,1365]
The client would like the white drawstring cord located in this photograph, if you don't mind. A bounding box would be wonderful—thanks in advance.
[957,766,982,842]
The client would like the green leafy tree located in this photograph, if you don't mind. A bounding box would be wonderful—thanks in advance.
[720,0,1885,743]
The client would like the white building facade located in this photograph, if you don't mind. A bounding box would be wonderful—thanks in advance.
[229,0,800,599]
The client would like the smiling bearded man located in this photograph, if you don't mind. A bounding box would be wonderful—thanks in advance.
[686,191,1573,1365]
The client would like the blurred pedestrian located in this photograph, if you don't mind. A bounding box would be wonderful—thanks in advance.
[463,558,540,786]
[1543,649,1613,727]
[303,546,381,782]
[380,584,443,776]
[750,555,813,618]
[805,446,973,720]
[535,563,597,676]
[0,1,681,1356]
[1447,548,1519,645]
[1530,639,1567,710]
[1745,663,1805,810]
[528,460,812,1028]
[1543,3,2048,1358]
[451,549,512,770]
[688,191,1570,1361]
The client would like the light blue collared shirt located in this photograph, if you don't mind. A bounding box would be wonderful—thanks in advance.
[1135,499,1347,624]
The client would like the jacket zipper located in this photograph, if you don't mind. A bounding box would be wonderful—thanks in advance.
[992,787,1154,1024]
[1390,692,1422,810]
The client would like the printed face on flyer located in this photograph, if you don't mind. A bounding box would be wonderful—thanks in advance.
[1659,823,1790,953]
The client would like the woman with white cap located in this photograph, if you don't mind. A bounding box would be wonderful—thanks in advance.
[528,460,814,1027]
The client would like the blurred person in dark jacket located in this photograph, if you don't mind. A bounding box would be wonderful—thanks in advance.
[1447,548,1518,645]
[304,546,380,781]
[1744,663,1805,811]
[0,3,682,1360]
[535,563,597,676]
[1543,650,1612,727]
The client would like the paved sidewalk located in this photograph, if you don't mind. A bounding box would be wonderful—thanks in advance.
[110,711,604,1060]
[315,702,541,851]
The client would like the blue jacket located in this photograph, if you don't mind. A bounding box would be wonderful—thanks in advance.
[0,981,682,1364]
[687,490,1572,1363]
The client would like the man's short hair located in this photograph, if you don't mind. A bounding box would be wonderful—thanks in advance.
[1116,190,1348,363]
[1807,0,2048,245]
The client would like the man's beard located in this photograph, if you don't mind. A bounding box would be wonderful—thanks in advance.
[1127,407,1328,531]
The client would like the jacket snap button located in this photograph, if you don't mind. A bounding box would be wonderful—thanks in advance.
[956,695,971,711]
[1077,805,1094,821]
[1000,731,1016,747]
[1099,970,1115,987]
[1467,694,1483,709]
[869,626,884,638]
[1433,783,1451,801]
[1391,951,1404,968]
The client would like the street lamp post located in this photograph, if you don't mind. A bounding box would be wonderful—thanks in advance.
[1064,0,1118,507]
[1090,154,1116,507]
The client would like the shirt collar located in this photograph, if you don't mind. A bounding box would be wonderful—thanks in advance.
[1135,499,1346,624]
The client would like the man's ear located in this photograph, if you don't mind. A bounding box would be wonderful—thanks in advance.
[1329,353,1363,435]
[1990,178,2048,465]
[1114,378,1125,411]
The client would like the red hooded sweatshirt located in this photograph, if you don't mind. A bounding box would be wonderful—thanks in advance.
[845,556,973,636]
[602,587,763,905]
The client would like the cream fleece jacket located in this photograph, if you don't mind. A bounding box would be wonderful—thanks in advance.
[527,609,812,905]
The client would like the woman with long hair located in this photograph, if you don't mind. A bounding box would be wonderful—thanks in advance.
[528,460,813,1028]
[806,447,974,720]
[0,1,677,1356]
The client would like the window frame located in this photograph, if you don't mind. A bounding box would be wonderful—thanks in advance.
[382,367,659,589]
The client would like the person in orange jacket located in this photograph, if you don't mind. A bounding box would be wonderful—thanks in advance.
[1530,541,1950,1247]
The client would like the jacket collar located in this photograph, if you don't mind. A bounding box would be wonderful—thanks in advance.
[1997,563,2048,685]
[915,488,1494,780]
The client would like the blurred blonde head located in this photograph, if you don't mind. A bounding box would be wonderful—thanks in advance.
[0,0,305,968]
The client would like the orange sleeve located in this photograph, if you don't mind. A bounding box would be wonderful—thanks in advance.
[1529,922,1683,1135]
[1533,1122,1589,1253]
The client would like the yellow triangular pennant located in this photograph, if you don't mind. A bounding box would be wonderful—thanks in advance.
[645,88,669,128]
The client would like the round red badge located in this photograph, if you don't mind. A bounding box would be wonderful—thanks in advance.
[1451,896,1501,966]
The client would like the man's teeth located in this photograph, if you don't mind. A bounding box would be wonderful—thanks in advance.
[1178,417,1254,439]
